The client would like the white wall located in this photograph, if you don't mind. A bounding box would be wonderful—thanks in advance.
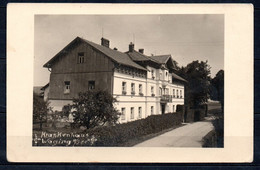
[49,99,73,111]
[113,68,185,123]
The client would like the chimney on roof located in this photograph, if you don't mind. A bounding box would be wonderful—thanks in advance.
[101,37,110,48]
[129,42,134,52]
[139,49,144,54]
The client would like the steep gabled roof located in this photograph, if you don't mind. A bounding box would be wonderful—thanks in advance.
[43,37,147,71]
[149,55,171,64]
[149,54,178,70]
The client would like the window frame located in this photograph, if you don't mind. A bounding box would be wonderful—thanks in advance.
[130,107,134,119]
[139,84,143,95]
[64,81,70,94]
[151,86,154,96]
[121,107,126,120]
[151,106,154,115]
[78,52,85,64]
[138,107,142,118]
[88,81,95,90]
[122,82,127,94]
[131,83,135,94]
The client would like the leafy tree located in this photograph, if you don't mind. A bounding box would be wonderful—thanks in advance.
[33,92,51,130]
[70,90,121,129]
[177,60,211,108]
[62,104,72,117]
[172,60,181,70]
[211,70,224,111]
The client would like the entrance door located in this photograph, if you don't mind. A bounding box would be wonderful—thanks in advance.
[161,104,165,114]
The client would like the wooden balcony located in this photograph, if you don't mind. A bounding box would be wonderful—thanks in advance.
[160,95,172,103]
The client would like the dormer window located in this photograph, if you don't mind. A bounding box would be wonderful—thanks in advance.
[78,52,85,64]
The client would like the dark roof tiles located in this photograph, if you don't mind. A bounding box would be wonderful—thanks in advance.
[149,55,171,64]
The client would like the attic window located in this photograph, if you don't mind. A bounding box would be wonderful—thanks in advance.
[78,52,85,64]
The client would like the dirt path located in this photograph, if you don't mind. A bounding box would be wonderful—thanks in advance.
[134,119,214,147]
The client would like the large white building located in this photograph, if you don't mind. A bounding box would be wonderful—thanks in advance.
[43,37,187,123]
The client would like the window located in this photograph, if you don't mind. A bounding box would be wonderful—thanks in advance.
[64,81,70,94]
[166,71,168,77]
[177,90,179,98]
[173,105,175,112]
[78,52,85,63]
[165,88,169,95]
[131,83,135,94]
[151,106,154,115]
[139,84,143,95]
[88,81,95,90]
[151,86,154,96]
[121,108,126,120]
[159,87,162,95]
[173,89,175,97]
[180,90,182,98]
[130,107,134,119]
[122,82,127,94]
[151,70,155,79]
[138,107,142,118]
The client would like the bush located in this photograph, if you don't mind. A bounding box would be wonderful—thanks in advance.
[184,105,206,123]
[202,130,217,147]
[176,105,185,113]
[212,116,224,147]
[87,112,183,146]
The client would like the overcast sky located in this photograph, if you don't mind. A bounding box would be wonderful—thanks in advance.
[34,14,224,86]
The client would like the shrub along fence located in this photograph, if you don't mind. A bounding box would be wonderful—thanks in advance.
[87,111,183,146]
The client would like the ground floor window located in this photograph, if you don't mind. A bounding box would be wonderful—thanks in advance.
[173,105,175,112]
[138,107,142,118]
[151,106,154,115]
[130,107,134,119]
[121,107,126,120]
[88,81,95,90]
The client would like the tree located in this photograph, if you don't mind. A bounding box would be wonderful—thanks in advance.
[70,90,121,129]
[172,60,181,70]
[33,92,51,130]
[177,60,211,108]
[211,70,224,112]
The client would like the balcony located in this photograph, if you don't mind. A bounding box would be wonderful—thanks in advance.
[160,95,172,103]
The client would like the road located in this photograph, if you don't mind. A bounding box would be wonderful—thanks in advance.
[134,118,214,147]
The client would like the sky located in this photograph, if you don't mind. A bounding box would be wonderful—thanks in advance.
[34,14,224,86]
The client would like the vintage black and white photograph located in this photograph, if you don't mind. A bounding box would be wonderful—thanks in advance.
[32,14,224,147]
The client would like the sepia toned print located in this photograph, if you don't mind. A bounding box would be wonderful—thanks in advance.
[33,14,224,147]
[7,3,253,163]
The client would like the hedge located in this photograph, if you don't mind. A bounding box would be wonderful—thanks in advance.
[87,112,183,146]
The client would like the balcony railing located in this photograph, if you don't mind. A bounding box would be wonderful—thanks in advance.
[160,95,172,103]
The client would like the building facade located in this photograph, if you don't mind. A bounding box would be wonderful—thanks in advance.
[43,37,187,123]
